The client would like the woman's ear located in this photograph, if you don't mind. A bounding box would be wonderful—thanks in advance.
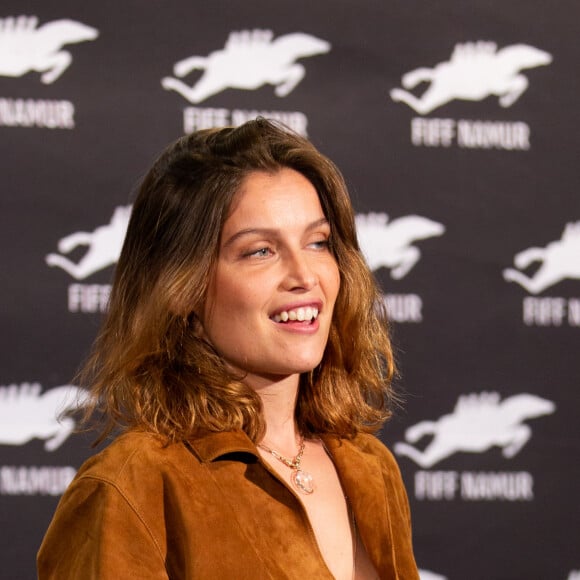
[187,310,208,339]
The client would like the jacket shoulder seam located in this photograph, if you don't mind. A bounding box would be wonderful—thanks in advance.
[78,473,167,566]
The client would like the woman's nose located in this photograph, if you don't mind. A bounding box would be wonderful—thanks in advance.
[282,251,318,291]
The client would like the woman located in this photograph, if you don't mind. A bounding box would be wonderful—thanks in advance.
[37,119,419,579]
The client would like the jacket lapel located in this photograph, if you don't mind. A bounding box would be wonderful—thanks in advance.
[321,435,399,578]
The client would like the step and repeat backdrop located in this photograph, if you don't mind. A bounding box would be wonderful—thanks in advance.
[1,1,579,578]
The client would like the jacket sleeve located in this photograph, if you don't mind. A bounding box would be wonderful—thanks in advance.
[37,475,168,580]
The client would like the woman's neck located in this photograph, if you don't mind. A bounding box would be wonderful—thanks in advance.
[248,373,302,452]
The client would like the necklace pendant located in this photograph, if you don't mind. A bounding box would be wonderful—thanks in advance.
[292,468,315,495]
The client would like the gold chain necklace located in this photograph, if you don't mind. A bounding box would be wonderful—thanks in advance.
[258,436,315,495]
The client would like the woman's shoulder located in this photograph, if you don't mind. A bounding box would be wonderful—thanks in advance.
[74,430,189,487]
[349,431,398,462]
[348,432,413,518]
[322,431,403,477]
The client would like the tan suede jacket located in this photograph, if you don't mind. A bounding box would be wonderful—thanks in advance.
[37,430,419,579]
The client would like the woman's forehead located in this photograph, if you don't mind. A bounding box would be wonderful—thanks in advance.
[222,169,325,234]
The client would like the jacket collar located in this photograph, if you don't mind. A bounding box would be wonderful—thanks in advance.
[185,429,259,462]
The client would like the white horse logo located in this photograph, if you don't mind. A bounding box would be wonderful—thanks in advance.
[390,41,552,114]
[394,392,555,468]
[161,29,330,104]
[46,205,131,280]
[0,383,89,451]
[0,15,98,84]
[503,221,580,294]
[355,213,444,278]
[419,571,447,580]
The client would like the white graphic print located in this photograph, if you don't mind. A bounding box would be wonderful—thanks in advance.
[161,29,330,104]
[503,221,580,294]
[390,41,552,114]
[46,205,131,280]
[394,392,555,468]
[355,213,444,278]
[0,15,98,84]
[419,571,447,580]
[0,383,89,451]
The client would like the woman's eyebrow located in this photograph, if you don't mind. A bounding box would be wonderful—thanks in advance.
[222,217,329,248]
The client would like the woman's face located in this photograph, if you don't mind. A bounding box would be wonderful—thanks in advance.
[202,168,340,387]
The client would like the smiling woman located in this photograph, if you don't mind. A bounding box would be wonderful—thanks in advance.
[37,118,419,579]
[203,169,340,382]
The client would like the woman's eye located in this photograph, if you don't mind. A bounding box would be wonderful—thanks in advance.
[244,247,272,258]
[309,238,331,250]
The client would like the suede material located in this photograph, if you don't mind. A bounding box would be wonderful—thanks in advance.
[37,430,419,579]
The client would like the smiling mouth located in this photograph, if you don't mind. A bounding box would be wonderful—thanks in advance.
[271,306,319,324]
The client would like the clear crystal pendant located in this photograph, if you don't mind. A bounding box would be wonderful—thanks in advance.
[258,437,316,495]
[292,468,315,495]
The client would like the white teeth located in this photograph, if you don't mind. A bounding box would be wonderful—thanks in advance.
[272,306,319,323]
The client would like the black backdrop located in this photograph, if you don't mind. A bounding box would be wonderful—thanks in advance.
[1,2,579,579]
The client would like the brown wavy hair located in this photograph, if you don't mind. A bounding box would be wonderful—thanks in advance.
[81,118,396,443]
